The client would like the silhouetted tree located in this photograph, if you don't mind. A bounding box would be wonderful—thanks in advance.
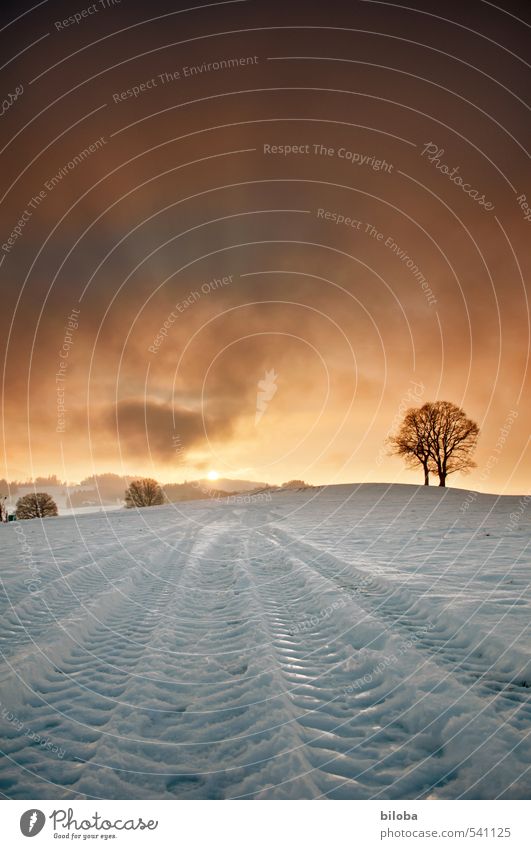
[425,401,479,487]
[125,478,165,508]
[389,401,479,487]
[388,405,434,485]
[16,492,58,519]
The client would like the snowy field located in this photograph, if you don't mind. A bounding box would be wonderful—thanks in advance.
[0,483,529,800]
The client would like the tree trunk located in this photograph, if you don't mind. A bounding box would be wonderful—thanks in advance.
[423,465,429,486]
[439,473,446,487]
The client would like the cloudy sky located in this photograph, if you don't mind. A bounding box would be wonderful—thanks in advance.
[1,0,529,492]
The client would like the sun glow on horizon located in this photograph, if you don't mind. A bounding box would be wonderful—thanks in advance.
[206,470,220,481]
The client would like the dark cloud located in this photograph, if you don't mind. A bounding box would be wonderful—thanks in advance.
[86,399,235,463]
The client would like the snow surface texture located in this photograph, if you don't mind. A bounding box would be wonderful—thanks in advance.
[0,483,529,800]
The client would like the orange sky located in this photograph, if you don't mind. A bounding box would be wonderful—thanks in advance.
[0,0,529,493]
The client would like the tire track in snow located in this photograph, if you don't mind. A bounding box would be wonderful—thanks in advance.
[242,522,531,799]
[0,523,208,798]
[2,500,529,800]
[240,523,478,798]
[68,518,323,799]
[259,525,531,729]
[0,519,193,657]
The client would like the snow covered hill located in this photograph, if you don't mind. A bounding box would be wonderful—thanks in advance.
[0,483,529,799]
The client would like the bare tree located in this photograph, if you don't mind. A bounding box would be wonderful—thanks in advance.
[124,478,165,508]
[425,401,479,487]
[16,492,59,519]
[389,401,479,487]
[388,405,434,485]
